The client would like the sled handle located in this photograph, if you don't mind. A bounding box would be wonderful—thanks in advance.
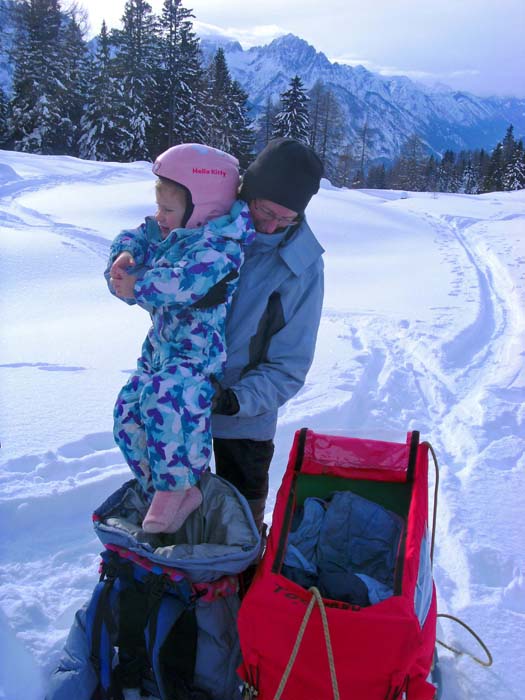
[423,441,439,566]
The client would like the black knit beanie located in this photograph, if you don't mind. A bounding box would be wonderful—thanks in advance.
[240,138,324,214]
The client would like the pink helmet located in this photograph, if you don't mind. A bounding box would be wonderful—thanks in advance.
[152,143,240,228]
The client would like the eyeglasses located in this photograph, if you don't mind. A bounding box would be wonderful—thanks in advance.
[253,200,299,226]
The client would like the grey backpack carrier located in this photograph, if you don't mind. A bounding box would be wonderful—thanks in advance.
[46,472,261,700]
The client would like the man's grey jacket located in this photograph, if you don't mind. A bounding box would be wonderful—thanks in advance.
[212,218,324,441]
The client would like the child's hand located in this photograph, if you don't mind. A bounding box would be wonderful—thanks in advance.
[111,269,137,299]
[110,252,135,280]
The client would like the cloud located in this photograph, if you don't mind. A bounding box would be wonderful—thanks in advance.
[194,20,287,49]
[329,54,485,91]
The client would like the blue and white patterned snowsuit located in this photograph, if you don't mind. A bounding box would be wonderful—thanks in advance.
[105,201,255,496]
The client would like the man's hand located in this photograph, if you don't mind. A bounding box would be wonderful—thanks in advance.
[211,380,240,415]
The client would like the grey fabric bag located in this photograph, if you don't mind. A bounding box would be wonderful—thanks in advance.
[46,472,261,700]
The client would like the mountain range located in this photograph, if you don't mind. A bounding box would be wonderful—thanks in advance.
[201,33,525,162]
[1,0,523,164]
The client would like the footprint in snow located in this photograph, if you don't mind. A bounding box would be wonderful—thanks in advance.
[502,568,525,613]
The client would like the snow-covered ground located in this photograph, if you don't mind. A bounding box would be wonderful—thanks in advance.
[1,150,524,699]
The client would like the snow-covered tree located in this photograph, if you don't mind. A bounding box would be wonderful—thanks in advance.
[8,0,71,154]
[459,158,480,194]
[502,124,516,164]
[111,0,158,161]
[204,48,254,167]
[203,48,231,149]
[272,75,310,144]
[227,79,255,170]
[483,142,504,192]
[502,140,525,190]
[0,86,9,146]
[150,0,204,154]
[436,150,460,192]
[58,8,89,154]
[78,21,125,160]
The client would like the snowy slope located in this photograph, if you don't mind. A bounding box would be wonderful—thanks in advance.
[0,149,524,699]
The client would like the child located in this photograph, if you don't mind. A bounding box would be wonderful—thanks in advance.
[105,143,255,533]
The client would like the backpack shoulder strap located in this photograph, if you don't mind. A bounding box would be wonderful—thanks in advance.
[144,576,199,700]
[85,560,120,699]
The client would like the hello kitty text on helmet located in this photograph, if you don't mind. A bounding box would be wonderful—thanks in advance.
[152,143,240,229]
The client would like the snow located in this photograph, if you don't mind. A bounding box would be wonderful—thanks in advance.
[1,148,524,699]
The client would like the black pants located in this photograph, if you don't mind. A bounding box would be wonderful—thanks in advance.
[213,438,274,530]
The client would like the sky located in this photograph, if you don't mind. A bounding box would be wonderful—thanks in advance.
[75,0,525,99]
[1,150,525,699]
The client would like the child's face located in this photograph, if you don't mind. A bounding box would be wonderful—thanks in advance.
[155,185,187,238]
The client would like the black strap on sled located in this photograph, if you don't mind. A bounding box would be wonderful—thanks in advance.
[272,427,308,574]
[406,430,420,482]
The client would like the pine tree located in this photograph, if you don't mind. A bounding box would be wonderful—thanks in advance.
[272,75,310,144]
[8,0,72,154]
[59,8,89,154]
[112,0,159,161]
[502,125,516,164]
[460,158,479,194]
[203,48,254,166]
[424,155,439,192]
[391,134,427,191]
[484,142,504,192]
[474,148,491,192]
[226,79,255,170]
[436,150,458,192]
[151,0,204,155]
[366,163,387,189]
[502,140,525,190]
[78,21,125,160]
[204,48,231,149]
[0,86,9,147]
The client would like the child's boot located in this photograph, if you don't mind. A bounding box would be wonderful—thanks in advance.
[142,487,202,534]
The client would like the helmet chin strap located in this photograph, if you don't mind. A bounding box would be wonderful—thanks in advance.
[177,182,194,228]
[181,201,194,228]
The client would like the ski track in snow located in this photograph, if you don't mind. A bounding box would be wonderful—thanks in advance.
[1,161,524,699]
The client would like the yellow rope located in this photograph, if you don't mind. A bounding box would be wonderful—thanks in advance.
[274,586,340,700]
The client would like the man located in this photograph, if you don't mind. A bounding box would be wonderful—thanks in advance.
[212,137,325,530]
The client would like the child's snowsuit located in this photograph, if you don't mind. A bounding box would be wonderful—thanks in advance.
[105,200,255,497]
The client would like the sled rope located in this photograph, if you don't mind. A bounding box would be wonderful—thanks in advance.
[436,613,493,667]
[274,586,340,700]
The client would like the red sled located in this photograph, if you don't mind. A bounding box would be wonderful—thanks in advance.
[238,428,438,700]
